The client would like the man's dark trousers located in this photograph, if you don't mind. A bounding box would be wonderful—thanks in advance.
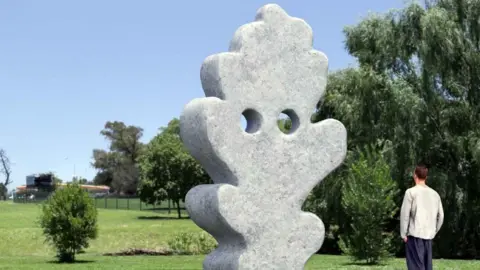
[406,236,432,270]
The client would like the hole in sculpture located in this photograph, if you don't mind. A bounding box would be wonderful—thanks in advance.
[241,109,262,133]
[240,115,248,130]
[277,109,299,134]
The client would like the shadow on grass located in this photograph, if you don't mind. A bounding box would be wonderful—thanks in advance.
[104,248,172,256]
[341,262,388,267]
[142,207,186,211]
[137,216,189,220]
[47,260,95,264]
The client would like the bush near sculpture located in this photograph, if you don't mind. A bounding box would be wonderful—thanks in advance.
[167,232,217,255]
[338,143,399,264]
[103,232,217,257]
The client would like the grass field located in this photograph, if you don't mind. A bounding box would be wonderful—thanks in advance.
[0,201,479,269]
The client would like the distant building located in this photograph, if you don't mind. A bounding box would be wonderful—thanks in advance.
[14,173,110,201]
[25,173,54,189]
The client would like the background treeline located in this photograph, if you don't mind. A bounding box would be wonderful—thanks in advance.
[88,0,480,260]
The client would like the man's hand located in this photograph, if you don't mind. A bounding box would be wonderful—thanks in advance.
[403,237,408,243]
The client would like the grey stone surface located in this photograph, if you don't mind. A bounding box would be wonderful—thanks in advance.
[179,4,347,270]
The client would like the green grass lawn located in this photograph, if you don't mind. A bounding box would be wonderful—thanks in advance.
[0,201,478,269]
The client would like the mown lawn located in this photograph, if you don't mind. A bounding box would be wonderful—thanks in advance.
[0,201,478,269]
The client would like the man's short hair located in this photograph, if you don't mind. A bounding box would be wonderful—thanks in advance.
[414,164,428,179]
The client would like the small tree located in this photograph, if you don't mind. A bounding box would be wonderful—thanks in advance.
[39,183,98,262]
[0,149,12,200]
[339,143,399,264]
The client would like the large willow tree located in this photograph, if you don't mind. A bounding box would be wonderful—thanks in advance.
[308,0,480,258]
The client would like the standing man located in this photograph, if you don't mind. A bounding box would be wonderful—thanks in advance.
[400,164,444,270]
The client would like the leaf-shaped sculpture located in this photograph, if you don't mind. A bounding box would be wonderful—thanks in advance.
[180,4,347,270]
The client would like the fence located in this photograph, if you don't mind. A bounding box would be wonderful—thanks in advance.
[13,193,186,213]
[13,191,50,203]
[93,196,186,212]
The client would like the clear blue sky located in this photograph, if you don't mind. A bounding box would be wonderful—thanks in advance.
[1,0,404,190]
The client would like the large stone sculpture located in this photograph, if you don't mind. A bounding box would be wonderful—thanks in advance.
[180,4,347,270]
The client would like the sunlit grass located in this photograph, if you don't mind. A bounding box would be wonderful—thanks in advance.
[0,201,478,269]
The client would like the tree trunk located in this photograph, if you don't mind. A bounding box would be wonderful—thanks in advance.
[168,199,171,214]
[0,184,6,200]
[176,200,181,219]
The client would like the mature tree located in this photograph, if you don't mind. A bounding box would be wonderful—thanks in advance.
[100,121,144,162]
[92,121,144,194]
[138,119,210,218]
[112,159,140,194]
[159,118,180,135]
[42,172,63,186]
[307,0,480,258]
[0,149,12,200]
[92,150,117,187]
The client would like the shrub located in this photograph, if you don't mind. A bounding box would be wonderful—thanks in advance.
[39,183,98,262]
[338,144,399,265]
[167,232,217,255]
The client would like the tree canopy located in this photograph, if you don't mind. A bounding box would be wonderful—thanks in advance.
[308,0,480,258]
[91,121,144,194]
